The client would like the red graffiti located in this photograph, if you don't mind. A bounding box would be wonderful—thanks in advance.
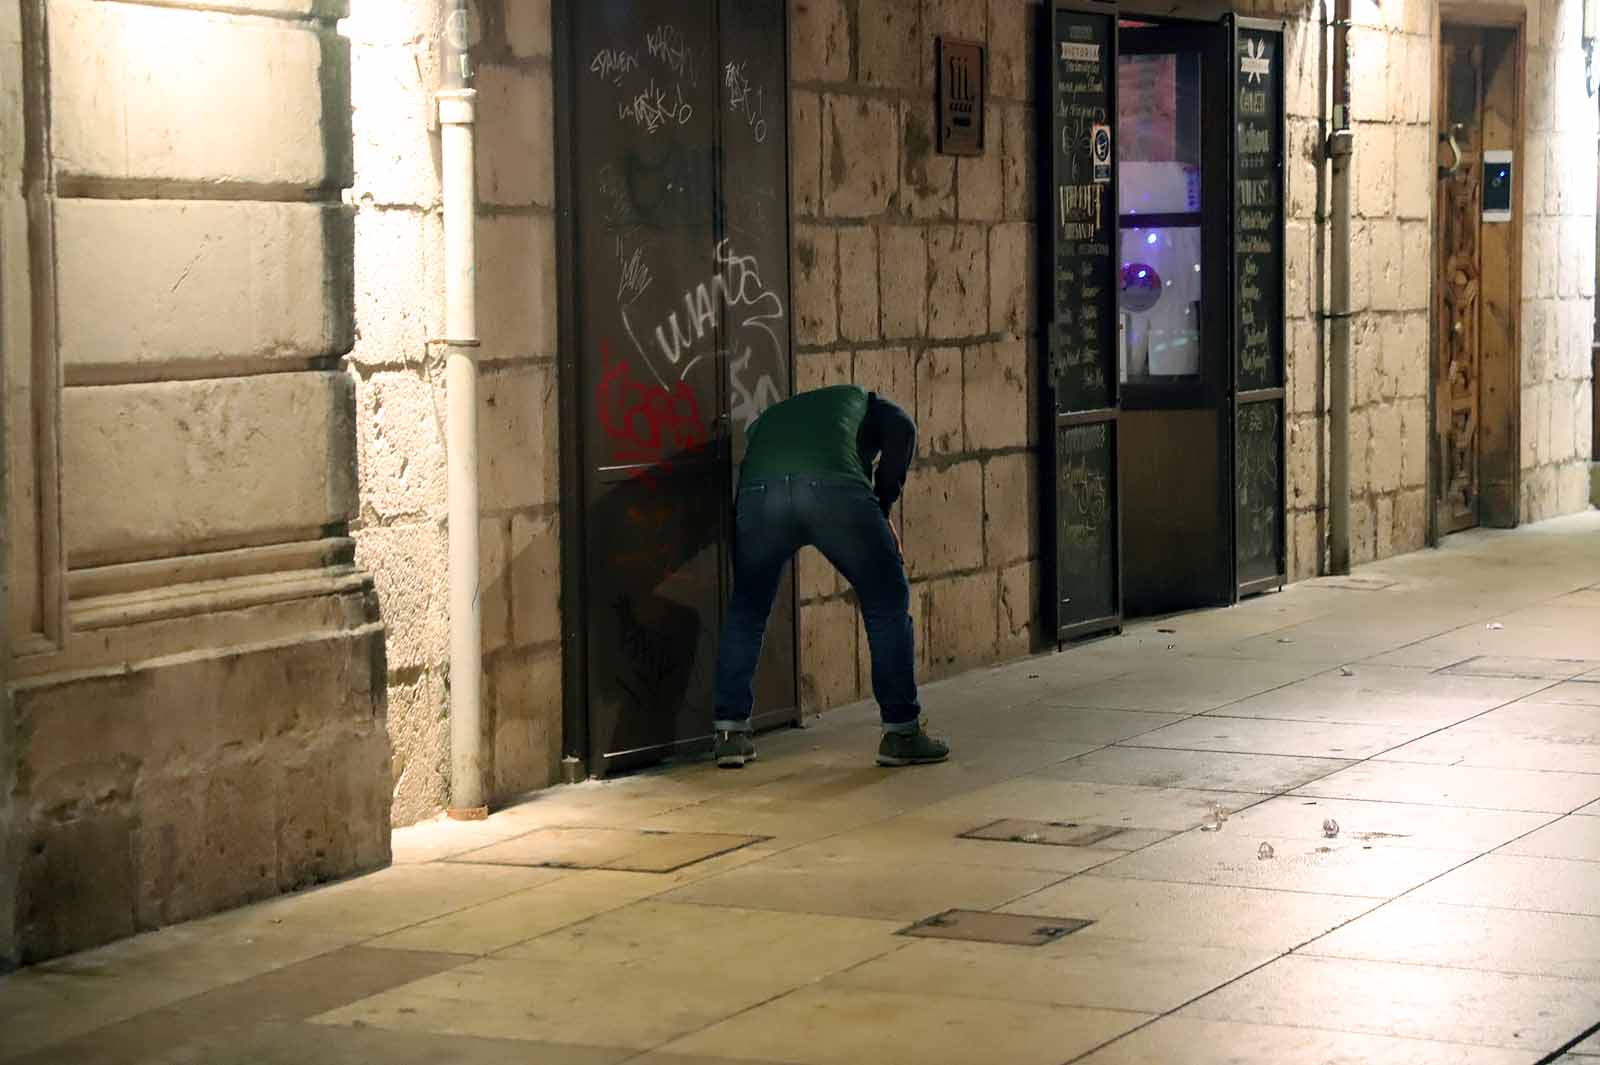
[611,504,678,568]
[596,340,707,484]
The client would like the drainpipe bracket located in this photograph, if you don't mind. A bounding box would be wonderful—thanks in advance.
[438,89,478,126]
[1326,128,1354,158]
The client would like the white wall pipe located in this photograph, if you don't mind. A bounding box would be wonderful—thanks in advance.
[439,77,484,817]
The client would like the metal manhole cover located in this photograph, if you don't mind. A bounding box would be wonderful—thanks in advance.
[959,818,1168,851]
[446,827,768,873]
[1311,576,1398,591]
[900,909,1094,946]
[1439,656,1599,680]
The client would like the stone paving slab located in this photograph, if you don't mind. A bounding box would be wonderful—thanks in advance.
[4,512,1599,1064]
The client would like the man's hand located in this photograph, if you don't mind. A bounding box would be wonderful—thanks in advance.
[888,521,904,562]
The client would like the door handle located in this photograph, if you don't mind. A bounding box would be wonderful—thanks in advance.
[1438,123,1464,179]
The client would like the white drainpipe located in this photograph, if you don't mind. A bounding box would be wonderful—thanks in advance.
[439,0,485,818]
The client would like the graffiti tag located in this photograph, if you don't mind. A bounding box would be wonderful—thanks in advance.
[619,80,693,133]
[595,343,708,483]
[590,48,640,84]
[724,62,768,143]
[647,24,696,83]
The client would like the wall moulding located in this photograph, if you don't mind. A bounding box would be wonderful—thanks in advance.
[5,0,65,658]
[10,584,380,683]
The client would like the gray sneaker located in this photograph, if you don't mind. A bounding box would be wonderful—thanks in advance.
[714,730,756,769]
[876,721,950,766]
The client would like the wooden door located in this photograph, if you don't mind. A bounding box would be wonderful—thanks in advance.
[1436,25,1521,534]
[1435,32,1484,534]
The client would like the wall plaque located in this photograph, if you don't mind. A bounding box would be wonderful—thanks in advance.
[937,38,986,155]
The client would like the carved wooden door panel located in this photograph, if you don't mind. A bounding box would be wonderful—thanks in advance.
[1436,34,1484,534]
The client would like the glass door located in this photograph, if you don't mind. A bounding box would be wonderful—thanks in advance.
[1045,3,1123,643]
[1114,21,1233,617]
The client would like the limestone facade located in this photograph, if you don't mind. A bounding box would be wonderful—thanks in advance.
[1,0,387,965]
[343,0,561,826]
[787,0,1044,709]
[787,0,1595,725]
[3,0,1596,965]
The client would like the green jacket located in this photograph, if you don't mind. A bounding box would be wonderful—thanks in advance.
[739,385,916,514]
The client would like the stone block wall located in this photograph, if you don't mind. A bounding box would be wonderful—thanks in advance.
[0,0,18,970]
[1520,0,1598,518]
[789,0,1043,710]
[2,0,389,963]
[1272,0,1595,570]
[344,0,561,825]
[1268,0,1435,574]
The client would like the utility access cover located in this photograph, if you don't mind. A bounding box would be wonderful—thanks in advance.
[960,818,1168,851]
[1310,575,1398,591]
[900,909,1094,947]
[447,827,767,873]
[1440,656,1599,680]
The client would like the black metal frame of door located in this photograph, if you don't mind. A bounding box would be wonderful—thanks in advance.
[1231,16,1289,598]
[1041,0,1125,645]
[553,0,800,779]
[1117,17,1236,617]
[1041,3,1287,642]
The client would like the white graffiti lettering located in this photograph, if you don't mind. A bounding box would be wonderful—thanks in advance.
[728,348,783,430]
[723,61,768,143]
[618,80,693,133]
[620,240,787,426]
[647,25,695,83]
[617,238,654,306]
[589,47,640,84]
[650,240,783,369]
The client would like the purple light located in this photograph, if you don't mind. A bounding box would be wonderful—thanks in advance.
[1145,232,1158,245]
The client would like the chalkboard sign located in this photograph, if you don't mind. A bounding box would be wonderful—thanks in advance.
[1235,400,1281,584]
[1233,26,1282,394]
[1051,9,1115,414]
[1056,422,1117,625]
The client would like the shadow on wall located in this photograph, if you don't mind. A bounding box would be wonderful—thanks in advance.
[7,629,391,963]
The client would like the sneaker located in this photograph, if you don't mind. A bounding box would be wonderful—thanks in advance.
[876,721,950,767]
[714,729,756,769]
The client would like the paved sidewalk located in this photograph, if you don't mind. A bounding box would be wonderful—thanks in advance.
[4,513,1600,1065]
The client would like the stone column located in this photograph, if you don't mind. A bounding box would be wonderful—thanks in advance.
[4,0,387,962]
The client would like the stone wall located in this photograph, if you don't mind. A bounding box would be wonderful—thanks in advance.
[790,0,1595,714]
[2,0,388,962]
[788,0,1042,709]
[1276,0,1596,569]
[0,0,18,971]
[344,0,562,825]
[1519,0,1598,518]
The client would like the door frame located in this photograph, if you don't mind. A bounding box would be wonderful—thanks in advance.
[552,0,801,779]
[1123,16,1244,616]
[1231,15,1289,599]
[1039,0,1126,645]
[1430,8,1526,541]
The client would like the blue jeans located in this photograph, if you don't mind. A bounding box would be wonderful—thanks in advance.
[713,476,921,734]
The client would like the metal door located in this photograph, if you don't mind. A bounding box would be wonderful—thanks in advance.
[1231,18,1287,596]
[1044,2,1123,643]
[557,0,797,776]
